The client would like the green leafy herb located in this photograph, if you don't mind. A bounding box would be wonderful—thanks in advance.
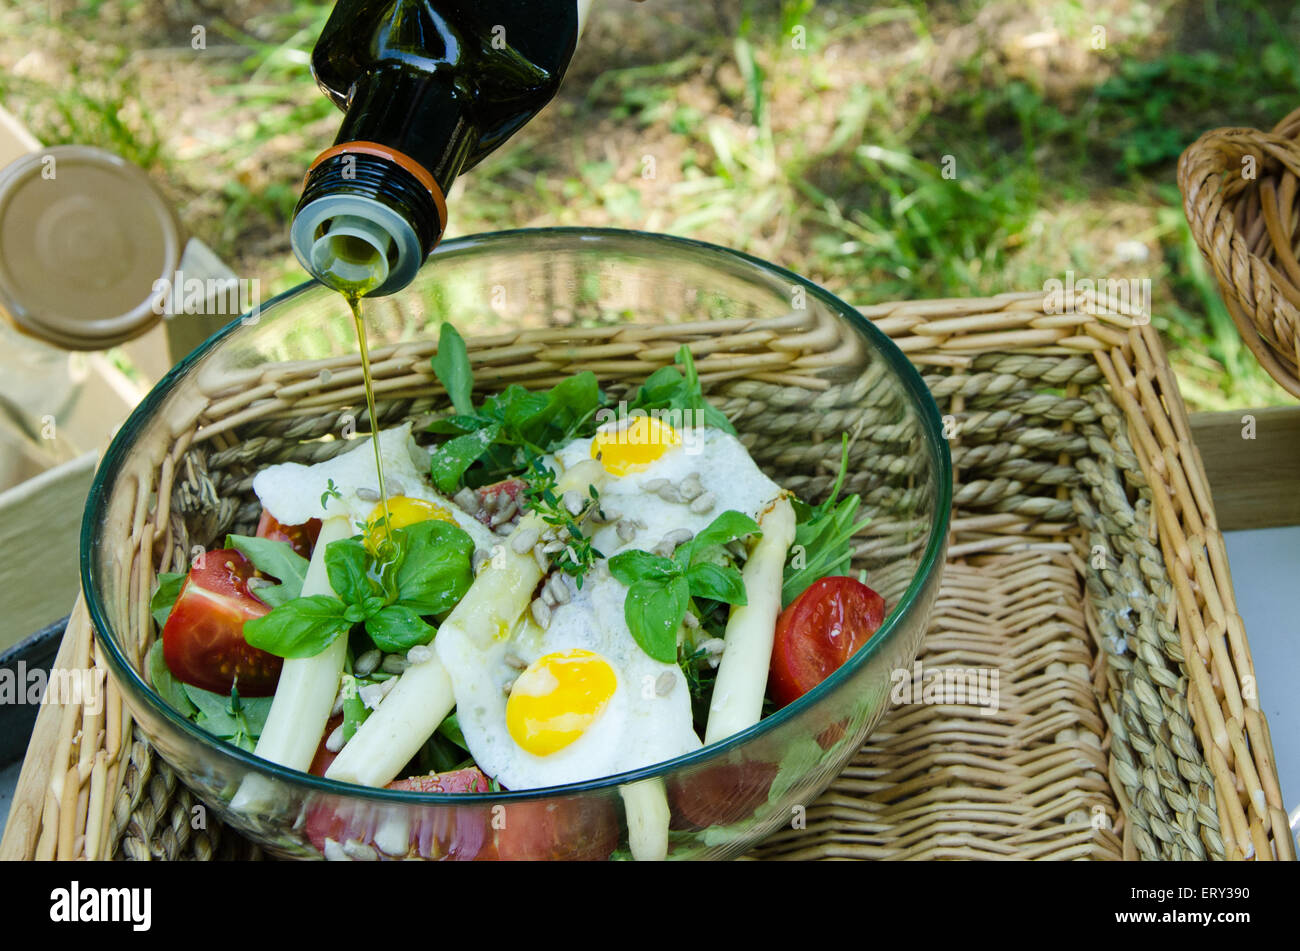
[146,641,271,751]
[427,323,605,489]
[340,673,368,744]
[522,451,603,586]
[147,639,196,716]
[244,521,475,659]
[150,572,186,629]
[225,534,309,608]
[782,434,872,607]
[431,322,475,416]
[627,345,736,435]
[320,478,342,509]
[607,510,757,662]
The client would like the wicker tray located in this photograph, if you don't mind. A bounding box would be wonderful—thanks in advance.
[1,290,1292,862]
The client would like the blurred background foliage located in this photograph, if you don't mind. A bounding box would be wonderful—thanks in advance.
[1,0,1297,409]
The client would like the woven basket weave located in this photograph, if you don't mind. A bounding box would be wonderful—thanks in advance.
[0,290,1292,861]
[1179,106,1300,398]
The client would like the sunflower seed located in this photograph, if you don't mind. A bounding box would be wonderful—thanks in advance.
[726,539,748,559]
[543,539,566,554]
[689,491,716,514]
[325,723,346,753]
[490,499,518,527]
[664,528,694,547]
[533,543,549,573]
[504,649,527,670]
[683,610,700,629]
[482,490,501,514]
[342,839,379,861]
[564,545,578,564]
[454,487,480,513]
[511,526,540,554]
[355,649,381,677]
[616,520,638,542]
[591,505,619,524]
[407,644,434,664]
[562,490,584,516]
[548,574,571,605]
[700,637,726,667]
[502,679,513,696]
[381,653,408,674]
[643,478,669,492]
[541,585,557,607]
[494,521,515,536]
[531,597,552,628]
[330,690,346,719]
[356,487,380,503]
[472,548,491,573]
[679,473,705,501]
[387,478,406,497]
[655,672,676,697]
[656,483,683,504]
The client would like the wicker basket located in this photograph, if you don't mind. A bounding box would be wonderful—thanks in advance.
[1179,106,1300,398]
[0,290,1292,861]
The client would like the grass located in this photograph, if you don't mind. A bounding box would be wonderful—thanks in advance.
[0,0,1297,408]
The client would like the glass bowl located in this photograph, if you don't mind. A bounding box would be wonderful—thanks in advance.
[82,228,951,860]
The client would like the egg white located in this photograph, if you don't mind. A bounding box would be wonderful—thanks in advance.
[550,424,783,556]
[251,422,498,551]
[436,569,702,790]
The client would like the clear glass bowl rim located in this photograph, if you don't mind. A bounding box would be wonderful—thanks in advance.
[81,226,953,805]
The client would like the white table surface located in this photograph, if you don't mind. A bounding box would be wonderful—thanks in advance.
[2,530,1297,851]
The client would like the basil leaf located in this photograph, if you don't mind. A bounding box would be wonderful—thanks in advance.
[430,423,501,493]
[147,640,196,716]
[608,549,681,586]
[431,322,475,416]
[325,536,373,606]
[226,534,309,594]
[685,562,748,606]
[676,510,761,566]
[623,575,689,663]
[150,572,187,629]
[243,595,351,658]
[251,580,297,609]
[392,520,474,615]
[365,604,436,653]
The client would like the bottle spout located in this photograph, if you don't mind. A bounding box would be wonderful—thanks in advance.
[308,215,392,293]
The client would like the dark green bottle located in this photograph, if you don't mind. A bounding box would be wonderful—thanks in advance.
[291,0,593,295]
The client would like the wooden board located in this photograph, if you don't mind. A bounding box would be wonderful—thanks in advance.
[1190,406,1300,530]
[0,452,95,653]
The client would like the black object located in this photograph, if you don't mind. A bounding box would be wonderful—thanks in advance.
[0,617,67,768]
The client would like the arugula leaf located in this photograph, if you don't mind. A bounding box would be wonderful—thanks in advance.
[243,595,352,658]
[430,424,501,493]
[365,603,436,653]
[431,322,475,416]
[226,534,309,606]
[781,435,872,607]
[684,562,748,605]
[628,345,736,435]
[391,520,475,615]
[150,573,186,629]
[147,640,196,716]
[624,576,690,663]
[607,549,680,586]
[437,712,468,750]
[183,683,273,751]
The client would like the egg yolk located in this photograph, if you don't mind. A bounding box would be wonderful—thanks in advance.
[506,649,617,756]
[590,415,680,475]
[366,495,457,550]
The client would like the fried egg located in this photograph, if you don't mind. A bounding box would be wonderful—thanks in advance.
[251,422,497,551]
[550,418,783,555]
[436,569,702,790]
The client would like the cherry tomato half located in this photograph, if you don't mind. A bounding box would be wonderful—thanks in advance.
[161,548,280,696]
[255,508,322,560]
[768,576,885,709]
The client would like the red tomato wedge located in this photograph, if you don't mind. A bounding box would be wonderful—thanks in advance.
[768,576,885,708]
[473,478,526,525]
[308,715,345,778]
[255,508,321,559]
[668,760,779,830]
[388,769,491,794]
[492,798,619,861]
[161,548,281,696]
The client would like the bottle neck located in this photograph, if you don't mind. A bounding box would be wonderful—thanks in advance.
[291,71,476,297]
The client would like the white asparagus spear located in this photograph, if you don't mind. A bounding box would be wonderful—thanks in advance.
[704,496,796,744]
[231,515,353,812]
[620,778,670,861]
[327,459,608,788]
